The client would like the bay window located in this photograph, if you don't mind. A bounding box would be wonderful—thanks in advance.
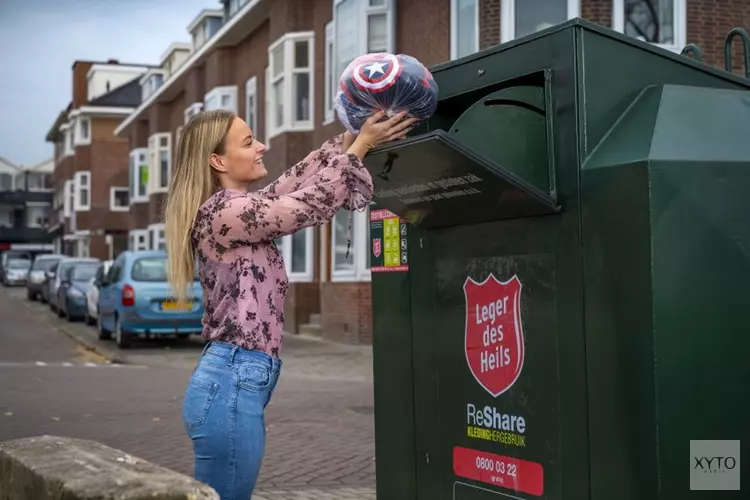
[245,76,258,135]
[267,32,315,139]
[451,0,479,59]
[147,133,171,193]
[275,228,314,282]
[148,223,166,251]
[184,102,203,123]
[61,123,73,156]
[330,207,371,282]
[613,0,686,53]
[204,86,238,113]
[129,230,149,251]
[324,21,336,124]
[129,148,148,203]
[73,171,90,211]
[64,180,74,217]
[500,0,579,43]
[334,0,394,83]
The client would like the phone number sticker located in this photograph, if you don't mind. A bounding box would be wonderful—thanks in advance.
[453,446,544,496]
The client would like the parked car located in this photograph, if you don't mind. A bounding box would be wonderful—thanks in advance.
[56,260,102,321]
[26,254,64,300]
[47,257,100,314]
[84,260,113,325]
[2,257,31,286]
[97,250,203,348]
[0,251,31,282]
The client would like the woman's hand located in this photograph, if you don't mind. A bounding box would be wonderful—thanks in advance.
[347,111,418,159]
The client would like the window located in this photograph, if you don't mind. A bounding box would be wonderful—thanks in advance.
[267,32,314,139]
[334,0,394,84]
[73,171,90,211]
[612,0,686,52]
[141,71,165,102]
[184,102,203,123]
[451,0,479,59]
[148,223,166,251]
[74,116,91,146]
[27,173,50,191]
[147,133,171,193]
[330,207,371,282]
[275,228,314,282]
[0,174,12,191]
[110,187,129,211]
[62,123,74,156]
[228,0,250,17]
[324,21,336,123]
[500,0,579,43]
[64,180,74,217]
[245,76,258,134]
[205,86,238,113]
[129,148,148,202]
[129,229,149,251]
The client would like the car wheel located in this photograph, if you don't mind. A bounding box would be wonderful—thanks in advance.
[97,311,112,340]
[115,316,131,349]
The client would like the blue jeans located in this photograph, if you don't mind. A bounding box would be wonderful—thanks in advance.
[182,340,282,499]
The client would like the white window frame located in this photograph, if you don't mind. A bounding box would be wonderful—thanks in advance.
[324,21,336,124]
[451,0,480,59]
[184,102,204,123]
[245,76,258,134]
[147,133,172,194]
[73,171,91,212]
[276,227,314,282]
[74,116,91,146]
[129,229,149,251]
[612,0,686,53]
[267,31,315,140]
[129,148,148,203]
[330,208,371,283]
[204,85,238,113]
[63,180,74,217]
[61,123,74,157]
[264,66,272,150]
[500,0,580,43]
[148,223,166,251]
[333,0,395,84]
[109,187,129,212]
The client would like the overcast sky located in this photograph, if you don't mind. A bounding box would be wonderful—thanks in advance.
[0,0,216,167]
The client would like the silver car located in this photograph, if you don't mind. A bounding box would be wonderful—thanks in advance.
[3,258,31,286]
[26,254,64,301]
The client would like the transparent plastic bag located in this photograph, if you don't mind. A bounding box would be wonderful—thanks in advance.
[334,52,439,134]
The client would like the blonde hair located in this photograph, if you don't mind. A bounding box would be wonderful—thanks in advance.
[164,109,236,302]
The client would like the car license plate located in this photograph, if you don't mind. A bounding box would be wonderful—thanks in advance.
[162,300,191,311]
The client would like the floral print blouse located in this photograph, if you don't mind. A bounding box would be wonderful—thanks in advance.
[191,134,373,358]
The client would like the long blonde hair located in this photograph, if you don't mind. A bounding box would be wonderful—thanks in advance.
[164,109,236,302]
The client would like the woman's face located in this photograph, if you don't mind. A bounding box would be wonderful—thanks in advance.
[212,117,267,189]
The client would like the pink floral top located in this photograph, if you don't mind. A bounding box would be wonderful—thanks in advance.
[191,134,373,358]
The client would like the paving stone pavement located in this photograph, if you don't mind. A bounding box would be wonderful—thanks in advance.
[2,286,379,497]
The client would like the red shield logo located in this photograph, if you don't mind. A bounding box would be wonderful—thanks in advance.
[372,238,382,258]
[463,274,525,397]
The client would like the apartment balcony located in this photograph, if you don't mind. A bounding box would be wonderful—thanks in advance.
[0,227,52,244]
[0,190,53,206]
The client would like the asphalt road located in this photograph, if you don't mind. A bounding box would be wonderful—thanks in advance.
[0,285,377,499]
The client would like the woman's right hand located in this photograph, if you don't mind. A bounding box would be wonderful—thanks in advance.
[347,111,418,158]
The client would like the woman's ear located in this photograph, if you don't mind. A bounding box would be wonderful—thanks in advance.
[209,153,227,173]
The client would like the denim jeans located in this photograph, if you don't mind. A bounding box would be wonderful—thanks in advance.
[182,340,282,499]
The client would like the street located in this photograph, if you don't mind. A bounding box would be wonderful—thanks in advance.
[0,285,376,499]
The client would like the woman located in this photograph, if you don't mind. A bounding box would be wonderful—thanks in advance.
[164,108,416,499]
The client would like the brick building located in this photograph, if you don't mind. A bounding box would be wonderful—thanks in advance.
[46,60,153,260]
[111,0,749,343]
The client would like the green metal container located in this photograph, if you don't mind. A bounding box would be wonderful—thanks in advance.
[364,18,750,500]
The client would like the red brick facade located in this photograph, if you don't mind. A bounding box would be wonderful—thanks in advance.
[106,0,747,344]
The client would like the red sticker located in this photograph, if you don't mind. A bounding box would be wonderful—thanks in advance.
[463,274,525,397]
[453,446,544,496]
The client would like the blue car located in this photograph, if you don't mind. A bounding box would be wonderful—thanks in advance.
[96,250,204,349]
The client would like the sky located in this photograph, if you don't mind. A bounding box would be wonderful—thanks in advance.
[0,0,216,167]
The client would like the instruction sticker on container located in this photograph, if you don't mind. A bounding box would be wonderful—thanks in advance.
[370,208,409,273]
